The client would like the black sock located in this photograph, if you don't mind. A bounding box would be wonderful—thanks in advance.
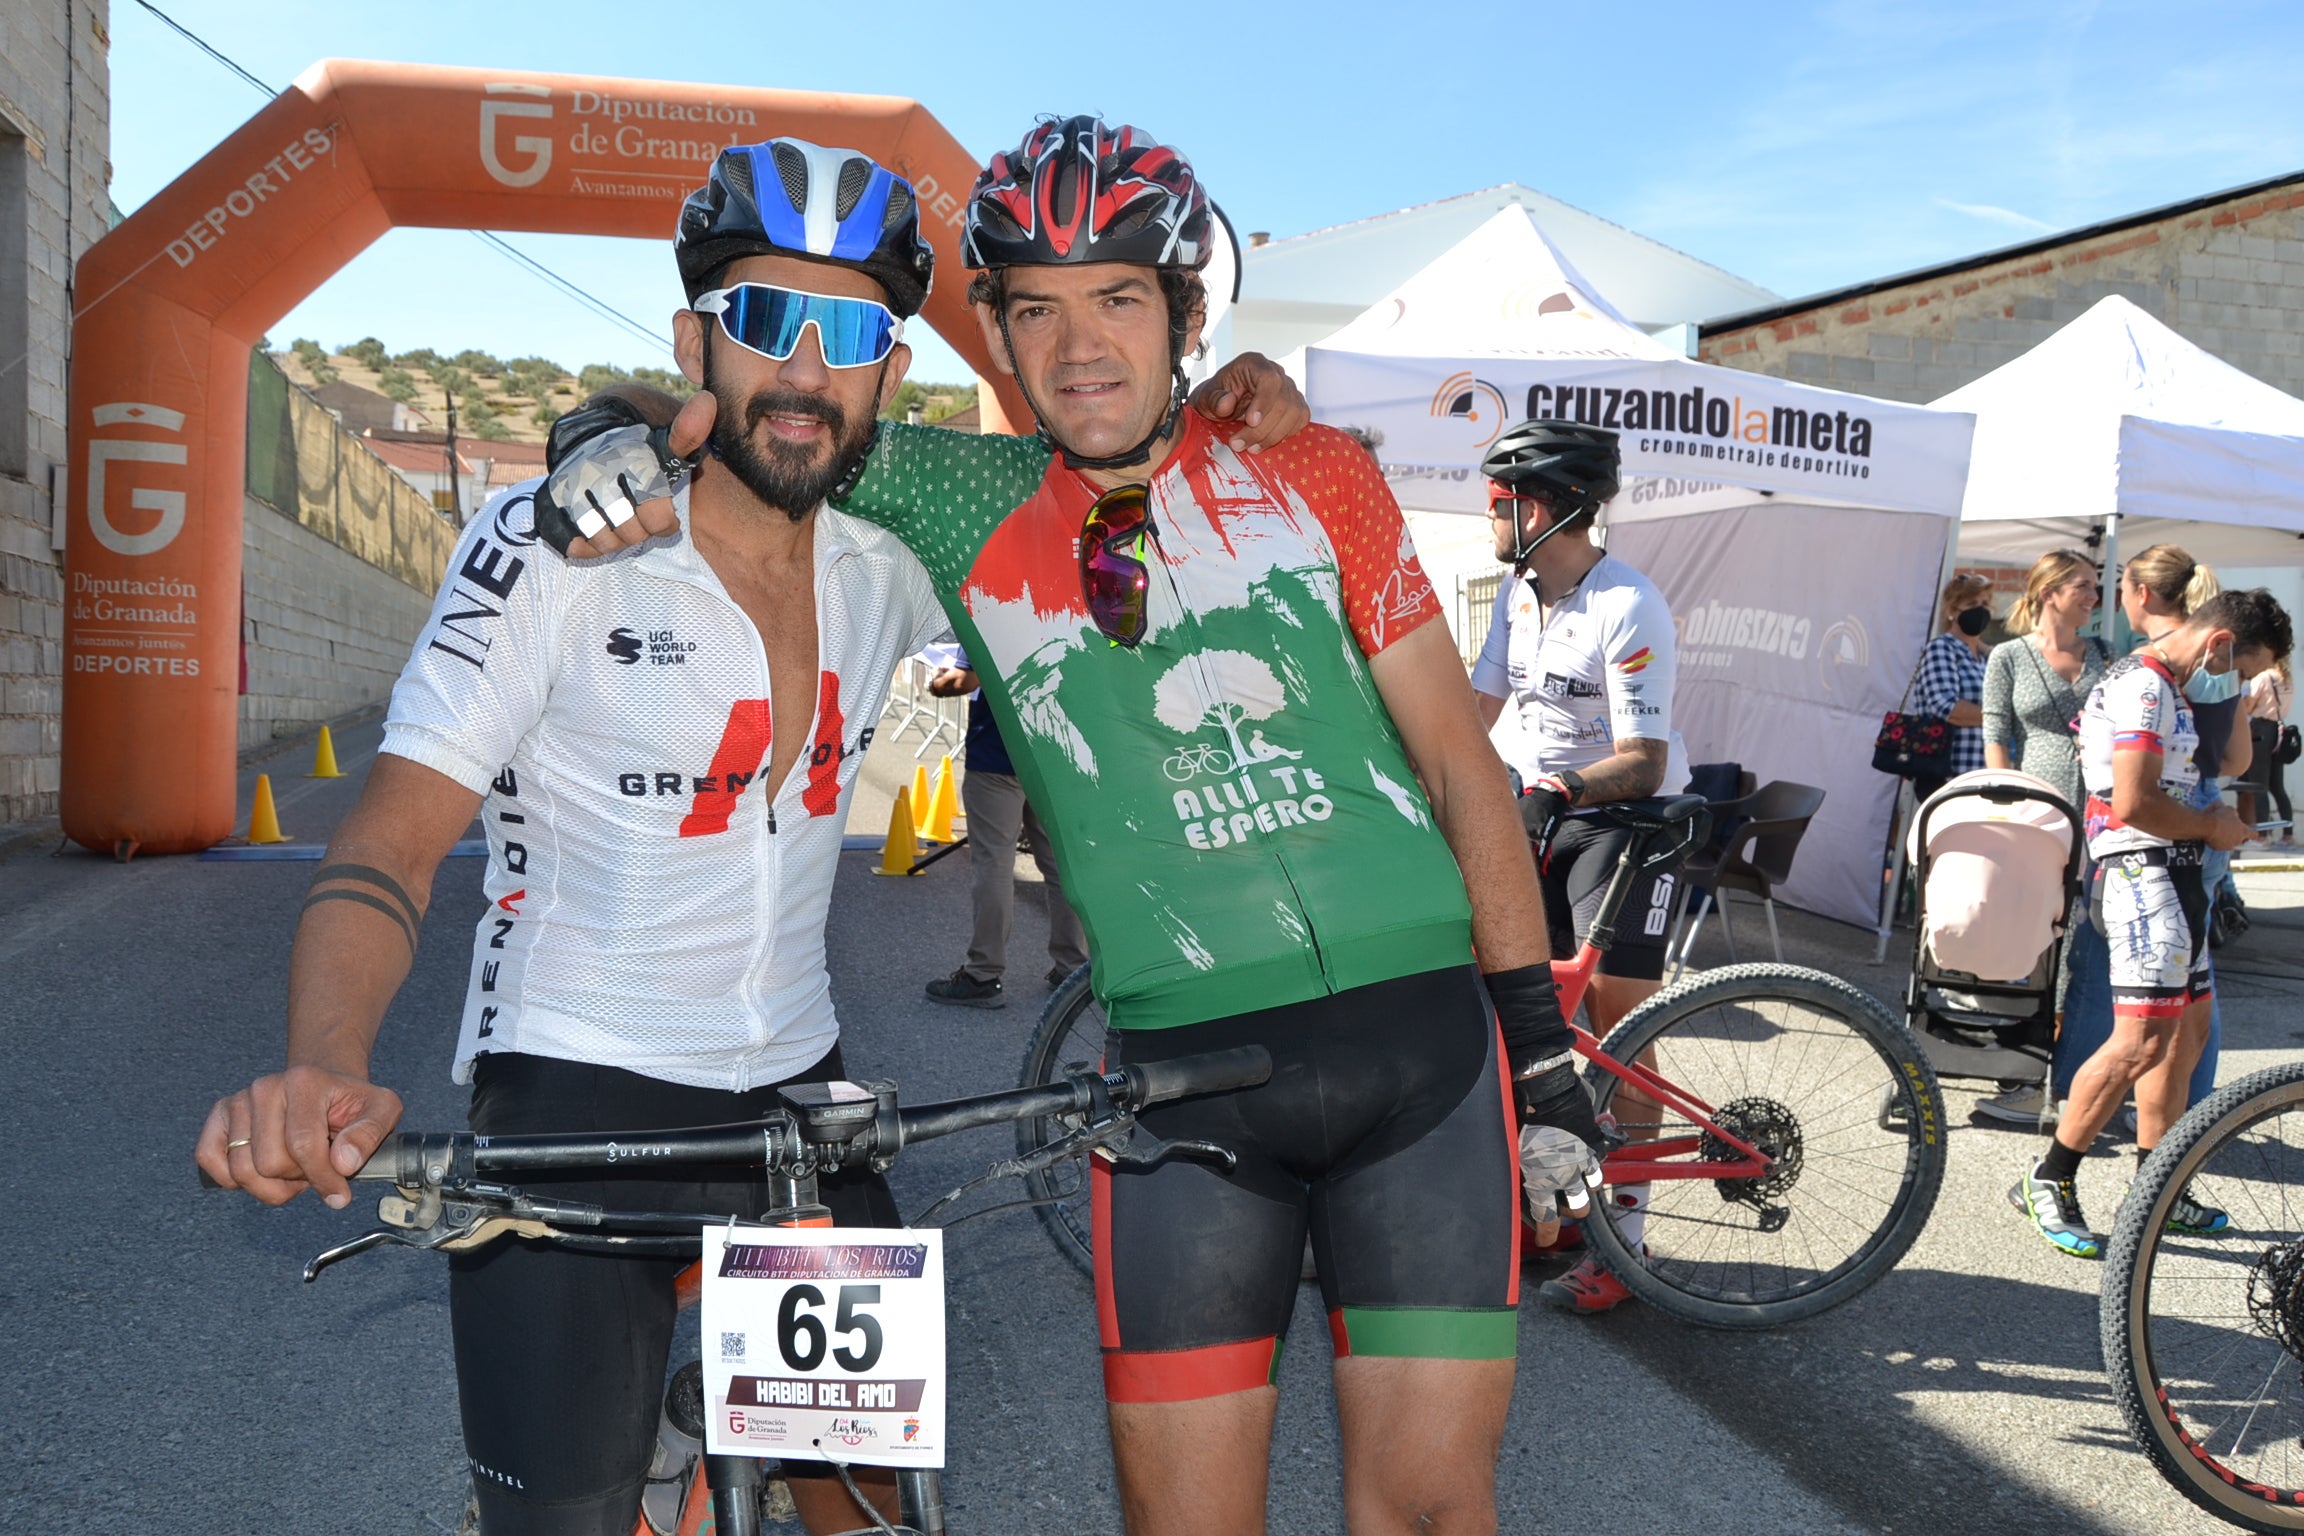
[2135,1145,2154,1167]
[2038,1140,2084,1184]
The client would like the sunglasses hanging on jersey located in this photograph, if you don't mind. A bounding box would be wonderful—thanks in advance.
[692,283,905,369]
[1080,484,1154,648]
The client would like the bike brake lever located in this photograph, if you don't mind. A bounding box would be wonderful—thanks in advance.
[302,1229,397,1283]
[1103,1135,1238,1176]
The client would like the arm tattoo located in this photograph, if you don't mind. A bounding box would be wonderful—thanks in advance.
[303,862,425,956]
[1578,739,1669,805]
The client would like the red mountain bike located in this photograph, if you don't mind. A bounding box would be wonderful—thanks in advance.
[1018,795,1946,1327]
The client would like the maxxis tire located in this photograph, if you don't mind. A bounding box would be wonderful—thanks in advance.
[2099,1061,2304,1534]
[1016,963,1099,1280]
[1579,963,1947,1329]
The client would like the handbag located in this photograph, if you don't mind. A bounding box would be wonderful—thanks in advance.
[2279,723,2301,767]
[1873,641,1954,779]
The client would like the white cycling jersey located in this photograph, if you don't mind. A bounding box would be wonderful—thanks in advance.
[2078,652,2202,859]
[1472,552,1689,795]
[382,478,947,1091]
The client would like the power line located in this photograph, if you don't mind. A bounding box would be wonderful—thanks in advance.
[130,0,674,355]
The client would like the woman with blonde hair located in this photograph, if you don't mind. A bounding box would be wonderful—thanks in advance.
[1974,549,2108,1124]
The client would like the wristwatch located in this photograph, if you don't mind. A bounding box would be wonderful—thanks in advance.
[1554,768,1586,806]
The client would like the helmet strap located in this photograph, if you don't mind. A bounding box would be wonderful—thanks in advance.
[1509,497,1594,570]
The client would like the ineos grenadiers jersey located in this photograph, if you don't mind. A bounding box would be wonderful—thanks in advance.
[382,479,947,1090]
[1471,553,1689,795]
[2078,652,2202,859]
[835,414,1472,1031]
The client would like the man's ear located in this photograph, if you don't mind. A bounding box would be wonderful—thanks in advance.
[876,342,913,414]
[674,310,708,387]
[1179,293,1209,361]
[972,303,1017,378]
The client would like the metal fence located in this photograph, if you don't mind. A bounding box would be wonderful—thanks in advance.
[1456,568,1503,668]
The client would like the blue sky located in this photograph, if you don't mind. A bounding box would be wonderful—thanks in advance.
[109,0,2304,386]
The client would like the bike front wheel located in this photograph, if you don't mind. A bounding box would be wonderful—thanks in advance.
[1581,963,1946,1328]
[1016,963,1102,1279]
[2101,1060,2304,1533]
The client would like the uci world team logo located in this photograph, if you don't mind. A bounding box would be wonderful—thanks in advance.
[1431,372,1510,450]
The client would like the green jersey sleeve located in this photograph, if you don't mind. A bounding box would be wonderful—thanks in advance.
[833,421,1052,590]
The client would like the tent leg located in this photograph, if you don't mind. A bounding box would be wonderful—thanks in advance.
[2099,511,2122,647]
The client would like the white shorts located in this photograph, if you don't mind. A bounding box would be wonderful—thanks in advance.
[2091,849,2211,1020]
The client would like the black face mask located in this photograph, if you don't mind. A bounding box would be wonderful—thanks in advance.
[1956,605,1991,637]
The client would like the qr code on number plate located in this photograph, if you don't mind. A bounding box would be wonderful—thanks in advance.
[720,1331,746,1362]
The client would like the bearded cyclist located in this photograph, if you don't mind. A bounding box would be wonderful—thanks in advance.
[546,116,1606,1536]
[1473,420,1689,1317]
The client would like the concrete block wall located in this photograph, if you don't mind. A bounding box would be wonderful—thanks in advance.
[238,497,433,752]
[0,0,110,824]
[1699,178,2304,405]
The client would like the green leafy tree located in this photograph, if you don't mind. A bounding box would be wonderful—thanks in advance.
[393,347,440,372]
[344,336,389,370]
[376,367,418,404]
[431,365,474,396]
[453,348,504,377]
[309,362,340,386]
[577,362,631,395]
[531,402,563,428]
[628,365,697,401]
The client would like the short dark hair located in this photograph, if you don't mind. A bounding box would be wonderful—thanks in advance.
[2191,586,2294,662]
[966,266,1209,369]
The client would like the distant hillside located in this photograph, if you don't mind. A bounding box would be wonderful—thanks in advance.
[274,337,977,443]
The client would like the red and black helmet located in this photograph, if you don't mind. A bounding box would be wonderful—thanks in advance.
[962,116,1215,272]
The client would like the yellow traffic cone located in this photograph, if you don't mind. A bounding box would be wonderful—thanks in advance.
[247,774,290,843]
[923,754,959,844]
[910,763,934,839]
[308,724,344,778]
[873,788,921,876]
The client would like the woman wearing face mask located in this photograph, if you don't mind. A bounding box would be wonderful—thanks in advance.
[1910,573,1995,806]
[1974,549,2109,1126]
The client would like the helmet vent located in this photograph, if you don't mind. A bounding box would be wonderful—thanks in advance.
[883,181,914,233]
[722,150,754,202]
[834,156,872,221]
[770,141,811,213]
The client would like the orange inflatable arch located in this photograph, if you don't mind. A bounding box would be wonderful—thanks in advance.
[64,60,1025,856]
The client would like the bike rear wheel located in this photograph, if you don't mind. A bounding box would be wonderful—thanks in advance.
[2101,1061,2304,1533]
[1017,964,1102,1279]
[1581,963,1945,1328]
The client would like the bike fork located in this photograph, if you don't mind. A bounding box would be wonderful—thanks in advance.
[706,1453,764,1536]
[898,1468,946,1536]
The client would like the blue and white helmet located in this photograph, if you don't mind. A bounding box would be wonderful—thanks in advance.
[676,138,935,317]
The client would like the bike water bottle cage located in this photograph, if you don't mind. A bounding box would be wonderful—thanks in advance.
[694,283,905,369]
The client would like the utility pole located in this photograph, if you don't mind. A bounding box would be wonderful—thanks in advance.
[444,388,463,524]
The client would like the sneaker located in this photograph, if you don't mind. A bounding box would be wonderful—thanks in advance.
[1046,964,1076,988]
[1537,1254,1636,1314]
[924,968,1005,1009]
[2008,1165,2102,1259]
[1974,1083,2053,1127]
[2165,1185,2231,1234]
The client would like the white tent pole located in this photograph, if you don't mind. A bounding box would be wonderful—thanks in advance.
[2100,512,2122,644]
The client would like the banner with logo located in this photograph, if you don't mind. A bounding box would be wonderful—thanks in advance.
[1608,500,1951,928]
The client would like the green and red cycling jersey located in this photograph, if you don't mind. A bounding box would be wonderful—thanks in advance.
[838,412,1475,1030]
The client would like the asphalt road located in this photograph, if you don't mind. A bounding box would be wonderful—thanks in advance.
[4,714,2298,1534]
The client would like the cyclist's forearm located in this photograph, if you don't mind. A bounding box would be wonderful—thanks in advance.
[1432,755,1550,972]
[1575,740,1667,804]
[285,898,415,1076]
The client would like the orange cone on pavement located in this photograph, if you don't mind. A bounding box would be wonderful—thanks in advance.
[923,754,959,843]
[247,774,290,843]
[308,725,344,778]
[910,763,934,839]
[873,788,921,876]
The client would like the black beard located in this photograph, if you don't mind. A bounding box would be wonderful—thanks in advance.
[701,344,879,520]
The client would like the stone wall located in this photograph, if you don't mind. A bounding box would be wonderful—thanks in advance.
[1699,175,2304,405]
[238,498,434,751]
[0,0,110,824]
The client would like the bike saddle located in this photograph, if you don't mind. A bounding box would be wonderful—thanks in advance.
[1595,794,1708,832]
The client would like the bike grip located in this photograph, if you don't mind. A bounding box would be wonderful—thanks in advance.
[1125,1046,1274,1108]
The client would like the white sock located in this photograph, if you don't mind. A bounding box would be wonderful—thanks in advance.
[1614,1185,1650,1251]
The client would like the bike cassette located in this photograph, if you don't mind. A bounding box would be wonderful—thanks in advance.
[1701,1096,1803,1226]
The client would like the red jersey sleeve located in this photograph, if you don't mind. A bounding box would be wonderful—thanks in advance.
[1267,424,1441,656]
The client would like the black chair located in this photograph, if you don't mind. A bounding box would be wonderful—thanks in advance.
[1665,779,1827,979]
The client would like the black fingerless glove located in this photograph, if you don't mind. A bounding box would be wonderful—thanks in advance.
[1485,963,1606,1152]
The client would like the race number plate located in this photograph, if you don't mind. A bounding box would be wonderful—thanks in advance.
[701,1226,946,1467]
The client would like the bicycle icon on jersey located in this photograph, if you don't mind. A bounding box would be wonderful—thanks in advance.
[1162,743,1234,782]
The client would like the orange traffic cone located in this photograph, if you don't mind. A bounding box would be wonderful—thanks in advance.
[873,788,921,876]
[922,754,960,843]
[247,774,290,843]
[308,724,344,778]
[910,763,935,839]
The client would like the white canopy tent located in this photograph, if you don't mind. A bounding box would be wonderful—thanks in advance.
[1939,295,2304,572]
[1289,208,1978,932]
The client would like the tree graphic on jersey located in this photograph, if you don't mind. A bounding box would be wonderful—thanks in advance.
[1153,650,1287,768]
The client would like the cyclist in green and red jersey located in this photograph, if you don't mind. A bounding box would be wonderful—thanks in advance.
[544,119,1601,1536]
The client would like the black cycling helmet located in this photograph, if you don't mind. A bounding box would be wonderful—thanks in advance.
[1483,421,1620,565]
[676,139,934,317]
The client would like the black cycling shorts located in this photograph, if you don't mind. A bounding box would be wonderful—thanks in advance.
[1093,964,1519,1404]
[1544,812,1679,982]
[451,1050,898,1535]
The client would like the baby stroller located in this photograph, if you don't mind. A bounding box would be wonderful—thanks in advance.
[1900,769,2085,1097]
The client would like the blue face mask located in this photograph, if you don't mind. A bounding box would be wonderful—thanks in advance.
[2185,654,2240,705]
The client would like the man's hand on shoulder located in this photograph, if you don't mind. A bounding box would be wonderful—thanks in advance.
[1189,352,1309,453]
[195,1064,404,1210]
[537,391,716,559]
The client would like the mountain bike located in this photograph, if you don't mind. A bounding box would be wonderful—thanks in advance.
[2102,1060,2304,1532]
[272,1047,1271,1535]
[1017,794,1947,1328]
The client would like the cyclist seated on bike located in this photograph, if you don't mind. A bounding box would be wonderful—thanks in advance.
[1473,419,1690,1314]
[538,114,1609,1536]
